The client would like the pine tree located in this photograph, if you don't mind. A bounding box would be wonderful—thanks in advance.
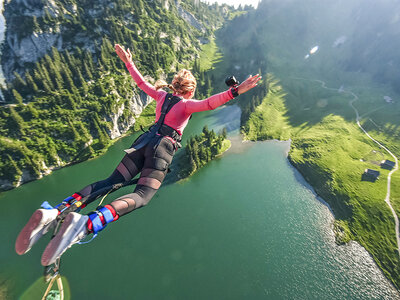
[188,155,196,174]
[32,16,40,32]
[83,61,93,80]
[13,72,27,93]
[5,154,22,183]
[9,107,26,136]
[64,51,80,79]
[77,69,88,95]
[68,118,80,142]
[25,71,39,93]
[222,127,227,139]
[12,89,23,105]
[62,92,76,110]
[93,117,109,148]
[210,144,218,158]
[38,63,55,90]
[45,55,64,90]
[33,70,44,91]
[27,103,39,119]
[77,121,91,142]
[62,65,77,92]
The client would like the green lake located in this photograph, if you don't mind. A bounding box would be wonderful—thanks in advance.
[0,105,399,299]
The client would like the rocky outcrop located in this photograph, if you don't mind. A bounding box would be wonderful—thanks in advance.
[108,91,152,139]
[175,0,205,33]
[2,0,63,79]
[6,31,62,62]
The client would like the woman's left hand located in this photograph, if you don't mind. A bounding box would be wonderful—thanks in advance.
[237,74,262,95]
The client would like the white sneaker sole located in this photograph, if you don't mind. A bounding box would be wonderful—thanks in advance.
[15,209,56,255]
[41,212,88,266]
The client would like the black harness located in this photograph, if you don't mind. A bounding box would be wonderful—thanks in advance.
[124,93,183,154]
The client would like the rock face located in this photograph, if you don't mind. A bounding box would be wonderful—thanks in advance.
[176,0,205,33]
[6,31,62,63]
[108,91,152,139]
[2,0,214,81]
[2,0,63,79]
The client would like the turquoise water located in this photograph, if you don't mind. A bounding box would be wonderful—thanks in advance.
[0,105,399,299]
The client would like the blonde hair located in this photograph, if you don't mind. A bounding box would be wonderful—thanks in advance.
[155,69,197,95]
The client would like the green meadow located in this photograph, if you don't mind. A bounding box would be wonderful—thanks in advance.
[243,73,400,287]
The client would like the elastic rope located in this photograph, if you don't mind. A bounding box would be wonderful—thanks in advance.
[41,274,64,300]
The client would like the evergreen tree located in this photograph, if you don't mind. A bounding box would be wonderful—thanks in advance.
[45,55,64,90]
[13,72,27,93]
[25,72,39,93]
[5,154,22,183]
[32,16,40,32]
[12,89,23,105]
[222,127,227,139]
[38,63,55,91]
[83,61,93,80]
[27,103,39,119]
[188,155,196,174]
[9,107,26,136]
[93,117,109,148]
[62,92,76,110]
[210,144,218,158]
[68,118,80,142]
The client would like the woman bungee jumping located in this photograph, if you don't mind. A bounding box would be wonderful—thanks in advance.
[15,44,261,266]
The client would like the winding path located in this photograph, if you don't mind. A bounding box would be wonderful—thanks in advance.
[295,77,400,255]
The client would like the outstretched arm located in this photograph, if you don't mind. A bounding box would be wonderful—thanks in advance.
[115,44,161,100]
[185,74,262,114]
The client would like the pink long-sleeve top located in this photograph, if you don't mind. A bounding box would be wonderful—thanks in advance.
[126,62,234,135]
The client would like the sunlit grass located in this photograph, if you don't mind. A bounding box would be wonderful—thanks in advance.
[243,76,400,287]
[198,38,223,72]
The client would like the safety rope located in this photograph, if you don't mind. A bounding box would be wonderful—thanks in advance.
[98,189,112,208]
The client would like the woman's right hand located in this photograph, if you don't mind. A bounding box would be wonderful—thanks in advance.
[237,74,262,95]
[115,44,133,64]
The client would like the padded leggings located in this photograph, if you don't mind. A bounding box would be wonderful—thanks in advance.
[76,134,176,216]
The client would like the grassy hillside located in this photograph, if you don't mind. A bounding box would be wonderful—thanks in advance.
[230,0,400,288]
[242,74,400,287]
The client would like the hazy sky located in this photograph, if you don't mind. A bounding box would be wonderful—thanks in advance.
[202,0,259,8]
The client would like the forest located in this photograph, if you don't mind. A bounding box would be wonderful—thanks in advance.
[176,125,230,179]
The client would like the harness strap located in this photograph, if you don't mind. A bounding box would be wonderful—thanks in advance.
[125,93,182,154]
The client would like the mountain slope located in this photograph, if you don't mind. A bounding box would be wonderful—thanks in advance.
[217,0,400,288]
[0,0,233,190]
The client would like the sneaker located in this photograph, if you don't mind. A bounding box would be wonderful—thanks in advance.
[41,212,89,266]
[15,209,59,255]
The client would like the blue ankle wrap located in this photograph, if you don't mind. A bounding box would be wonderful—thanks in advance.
[88,207,114,234]
[88,212,104,234]
[98,206,114,224]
